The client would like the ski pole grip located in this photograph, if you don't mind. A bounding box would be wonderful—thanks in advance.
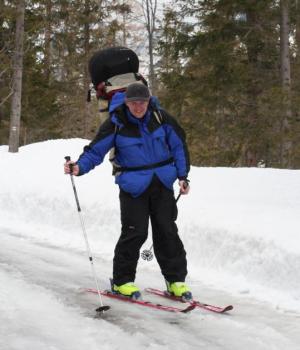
[64,156,74,173]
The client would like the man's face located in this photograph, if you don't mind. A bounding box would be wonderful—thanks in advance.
[125,99,150,118]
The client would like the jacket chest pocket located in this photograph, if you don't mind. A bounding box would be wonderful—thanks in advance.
[116,137,144,161]
[152,129,170,154]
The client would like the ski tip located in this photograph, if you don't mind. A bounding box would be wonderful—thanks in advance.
[95,305,111,314]
[223,305,234,312]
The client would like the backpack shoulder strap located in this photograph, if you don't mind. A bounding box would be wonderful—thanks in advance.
[153,109,163,125]
[112,105,127,127]
[149,96,165,125]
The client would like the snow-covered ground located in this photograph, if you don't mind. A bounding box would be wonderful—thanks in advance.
[1,139,300,350]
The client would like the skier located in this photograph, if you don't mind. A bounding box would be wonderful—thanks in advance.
[64,82,192,300]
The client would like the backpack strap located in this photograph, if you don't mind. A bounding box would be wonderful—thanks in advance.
[153,109,164,124]
[116,157,174,173]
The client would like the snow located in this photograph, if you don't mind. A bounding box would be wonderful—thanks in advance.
[1,139,300,350]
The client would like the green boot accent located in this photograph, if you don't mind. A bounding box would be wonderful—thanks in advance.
[113,282,140,297]
[166,281,192,298]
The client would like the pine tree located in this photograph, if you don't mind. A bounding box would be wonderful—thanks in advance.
[0,0,134,146]
[158,0,291,167]
[9,0,25,152]
[280,0,292,167]
[0,1,16,144]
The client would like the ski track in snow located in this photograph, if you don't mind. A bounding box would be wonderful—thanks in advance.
[1,228,300,350]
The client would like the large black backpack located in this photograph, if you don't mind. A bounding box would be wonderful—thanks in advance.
[89,46,139,88]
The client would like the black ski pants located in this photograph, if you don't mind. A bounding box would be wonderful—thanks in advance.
[113,175,187,286]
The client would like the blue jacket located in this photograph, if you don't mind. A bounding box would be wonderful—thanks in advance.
[77,92,190,197]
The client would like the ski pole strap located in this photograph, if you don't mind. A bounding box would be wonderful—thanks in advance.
[116,157,174,172]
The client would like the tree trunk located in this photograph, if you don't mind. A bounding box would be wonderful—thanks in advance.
[143,0,157,93]
[122,0,127,46]
[296,0,300,60]
[44,0,52,82]
[243,7,261,167]
[280,0,292,168]
[280,0,291,96]
[84,0,91,138]
[9,0,25,153]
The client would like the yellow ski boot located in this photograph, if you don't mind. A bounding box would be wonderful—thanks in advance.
[166,281,192,301]
[113,282,141,300]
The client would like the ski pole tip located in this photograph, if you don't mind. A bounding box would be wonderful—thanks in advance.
[95,305,111,314]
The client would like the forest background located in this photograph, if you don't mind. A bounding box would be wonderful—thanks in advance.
[1,0,300,168]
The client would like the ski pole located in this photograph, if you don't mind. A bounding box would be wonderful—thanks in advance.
[64,156,110,314]
[141,181,189,261]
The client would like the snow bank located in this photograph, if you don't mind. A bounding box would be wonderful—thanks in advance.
[1,139,300,311]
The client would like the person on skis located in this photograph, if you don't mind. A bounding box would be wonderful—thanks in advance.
[64,82,192,300]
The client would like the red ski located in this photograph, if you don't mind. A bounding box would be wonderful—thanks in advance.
[85,288,195,313]
[145,288,233,314]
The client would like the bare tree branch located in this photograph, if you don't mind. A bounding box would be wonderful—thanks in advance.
[0,68,9,79]
[0,90,13,107]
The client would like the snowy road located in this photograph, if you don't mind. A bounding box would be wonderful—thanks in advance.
[1,228,299,350]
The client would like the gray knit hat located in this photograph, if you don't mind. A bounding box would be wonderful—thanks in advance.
[125,83,150,101]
